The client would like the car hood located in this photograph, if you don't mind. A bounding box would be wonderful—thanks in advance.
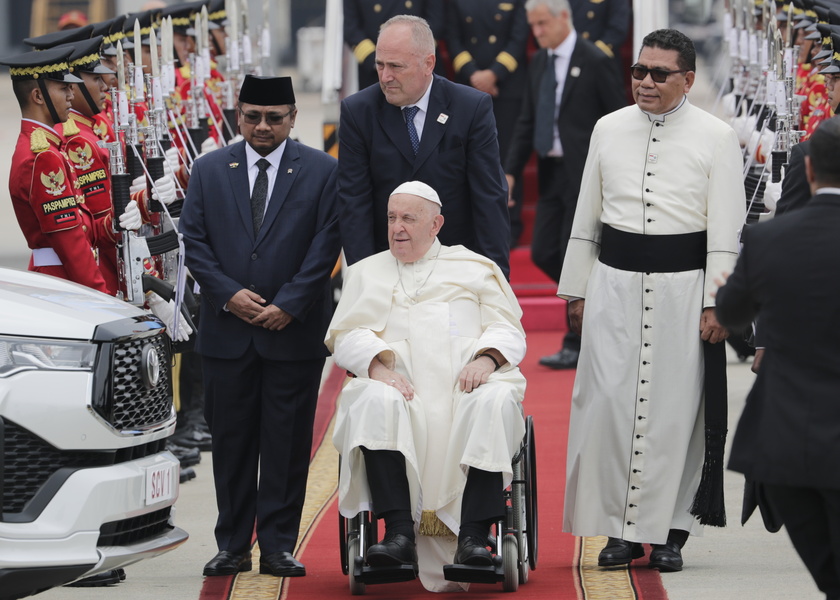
[0,267,156,340]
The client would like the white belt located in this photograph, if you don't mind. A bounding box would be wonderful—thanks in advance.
[32,247,62,267]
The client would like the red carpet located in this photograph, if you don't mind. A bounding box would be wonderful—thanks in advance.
[284,331,670,599]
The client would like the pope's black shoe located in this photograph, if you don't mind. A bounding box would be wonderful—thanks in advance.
[648,540,683,572]
[538,347,579,369]
[598,537,645,567]
[453,535,494,567]
[259,552,306,577]
[366,532,418,567]
[202,550,252,576]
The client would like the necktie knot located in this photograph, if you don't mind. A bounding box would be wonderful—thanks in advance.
[257,158,271,173]
[403,106,421,155]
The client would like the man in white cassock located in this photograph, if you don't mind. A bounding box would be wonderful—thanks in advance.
[326,181,527,592]
[557,29,745,572]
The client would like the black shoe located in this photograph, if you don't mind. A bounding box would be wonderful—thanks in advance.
[259,551,306,577]
[171,423,213,451]
[538,347,579,369]
[180,467,196,483]
[167,441,201,467]
[203,550,252,576]
[648,540,683,572]
[366,532,418,567]
[453,535,493,567]
[65,568,124,587]
[598,537,645,567]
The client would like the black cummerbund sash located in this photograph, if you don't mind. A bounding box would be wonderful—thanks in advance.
[598,224,707,273]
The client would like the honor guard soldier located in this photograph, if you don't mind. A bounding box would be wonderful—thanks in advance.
[58,36,122,292]
[1,47,140,294]
[91,15,130,144]
[570,0,630,59]
[447,0,529,245]
[344,0,445,89]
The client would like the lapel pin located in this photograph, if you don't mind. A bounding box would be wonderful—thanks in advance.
[287,168,293,174]
[229,162,239,168]
[437,113,449,124]
[570,66,581,78]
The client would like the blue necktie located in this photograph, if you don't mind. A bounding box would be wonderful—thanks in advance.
[403,105,420,155]
[534,54,557,157]
[251,158,270,236]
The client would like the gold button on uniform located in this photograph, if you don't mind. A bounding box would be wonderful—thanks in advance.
[471,37,478,44]
[466,16,472,22]
[582,31,590,39]
[374,3,381,12]
[489,35,497,43]
[588,10,595,18]
[495,13,502,20]
[405,0,412,7]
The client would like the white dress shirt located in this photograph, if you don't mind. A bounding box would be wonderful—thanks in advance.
[245,140,286,215]
[402,78,434,141]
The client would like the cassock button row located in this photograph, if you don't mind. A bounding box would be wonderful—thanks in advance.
[635,451,642,455]
[644,342,651,346]
[639,399,647,404]
[645,306,651,311]
[636,434,643,438]
[647,218,654,222]
[641,379,649,383]
[655,122,662,127]
[646,203,652,207]
[647,172,655,176]
[652,138,659,142]
[627,521,634,525]
[645,188,651,192]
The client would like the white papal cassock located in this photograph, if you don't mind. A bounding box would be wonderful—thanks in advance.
[326,240,527,592]
[557,99,745,545]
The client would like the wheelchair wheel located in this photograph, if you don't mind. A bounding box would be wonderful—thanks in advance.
[347,535,366,595]
[525,415,538,570]
[501,535,519,592]
[340,514,349,575]
[511,449,529,584]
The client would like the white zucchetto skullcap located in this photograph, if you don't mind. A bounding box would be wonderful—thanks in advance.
[389,180,442,206]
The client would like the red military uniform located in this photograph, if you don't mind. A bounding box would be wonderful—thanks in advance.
[59,110,120,292]
[10,120,114,294]
[93,97,117,144]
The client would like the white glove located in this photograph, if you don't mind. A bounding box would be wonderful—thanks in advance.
[146,292,193,342]
[164,145,181,175]
[200,137,219,156]
[129,174,146,196]
[118,199,142,230]
[763,174,783,215]
[230,134,244,144]
[151,174,177,206]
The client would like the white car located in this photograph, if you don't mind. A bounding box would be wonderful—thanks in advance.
[0,268,187,600]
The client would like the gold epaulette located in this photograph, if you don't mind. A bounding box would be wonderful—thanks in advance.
[453,51,474,73]
[595,40,614,58]
[30,128,49,153]
[496,51,518,73]
[63,118,80,136]
[354,39,376,64]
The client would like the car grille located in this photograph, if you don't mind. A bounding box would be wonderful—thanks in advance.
[1,419,166,518]
[96,333,173,431]
[98,506,173,546]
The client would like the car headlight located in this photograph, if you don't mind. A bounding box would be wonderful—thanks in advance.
[0,336,97,377]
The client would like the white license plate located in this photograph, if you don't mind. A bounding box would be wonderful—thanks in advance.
[145,463,176,505]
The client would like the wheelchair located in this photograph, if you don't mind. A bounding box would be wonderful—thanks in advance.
[338,415,538,594]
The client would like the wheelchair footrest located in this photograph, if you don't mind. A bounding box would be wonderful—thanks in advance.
[353,557,418,585]
[442,558,504,584]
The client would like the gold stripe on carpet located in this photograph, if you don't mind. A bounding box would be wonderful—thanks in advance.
[577,536,639,600]
[228,412,340,600]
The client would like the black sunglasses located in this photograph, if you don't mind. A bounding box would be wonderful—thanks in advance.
[238,108,293,125]
[630,64,687,83]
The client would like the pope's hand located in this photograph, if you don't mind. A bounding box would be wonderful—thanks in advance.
[459,356,495,393]
[118,199,142,230]
[369,358,414,400]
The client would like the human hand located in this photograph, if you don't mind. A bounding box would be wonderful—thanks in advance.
[147,291,193,342]
[227,288,267,323]
[251,304,293,331]
[568,299,585,336]
[751,347,764,373]
[369,358,414,400]
[118,199,142,230]
[505,174,516,207]
[470,69,498,95]
[700,307,729,344]
[164,145,181,175]
[458,356,495,392]
[151,174,177,205]
[129,174,146,197]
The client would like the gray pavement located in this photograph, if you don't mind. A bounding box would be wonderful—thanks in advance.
[0,55,824,600]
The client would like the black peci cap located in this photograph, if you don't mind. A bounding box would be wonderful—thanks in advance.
[239,75,296,106]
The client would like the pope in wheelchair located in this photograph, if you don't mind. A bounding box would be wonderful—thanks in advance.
[326,181,527,592]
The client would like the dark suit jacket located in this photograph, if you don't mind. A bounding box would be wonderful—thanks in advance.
[775,140,811,215]
[179,139,340,362]
[505,37,625,199]
[717,194,840,490]
[338,74,511,277]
